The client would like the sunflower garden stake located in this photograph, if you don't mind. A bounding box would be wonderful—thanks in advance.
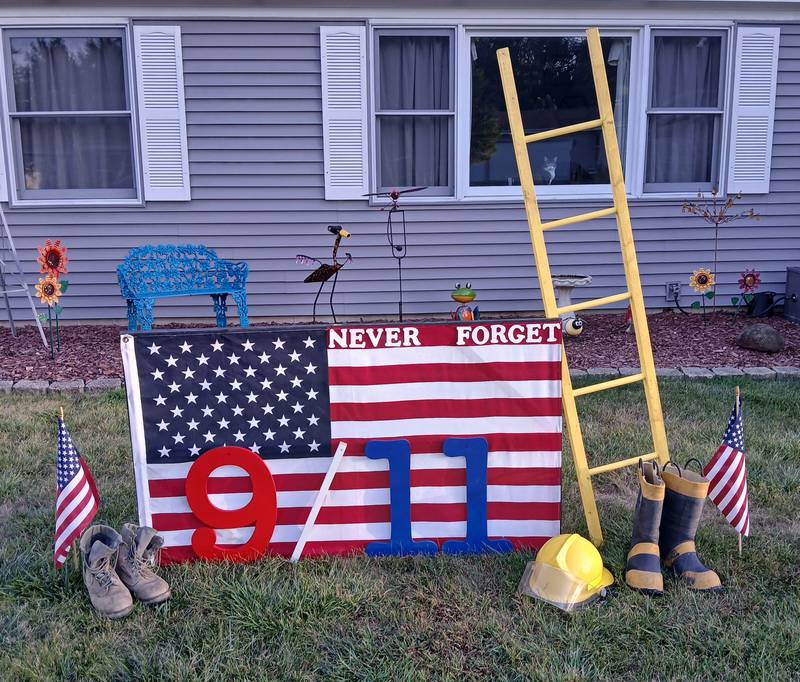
[688,267,715,321]
[35,240,69,359]
[681,189,759,313]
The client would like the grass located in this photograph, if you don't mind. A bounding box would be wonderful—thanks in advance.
[1,379,799,681]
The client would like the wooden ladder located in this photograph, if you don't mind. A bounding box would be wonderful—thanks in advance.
[497,28,669,546]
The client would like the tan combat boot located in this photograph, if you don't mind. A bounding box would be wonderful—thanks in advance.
[80,525,134,619]
[116,523,171,604]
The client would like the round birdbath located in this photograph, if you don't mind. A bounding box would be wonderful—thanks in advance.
[551,274,592,320]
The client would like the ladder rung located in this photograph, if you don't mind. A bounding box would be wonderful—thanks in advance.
[572,372,644,397]
[556,291,630,316]
[588,452,658,477]
[524,118,603,144]
[0,287,28,295]
[542,206,616,231]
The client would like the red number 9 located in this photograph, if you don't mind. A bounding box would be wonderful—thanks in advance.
[185,446,277,562]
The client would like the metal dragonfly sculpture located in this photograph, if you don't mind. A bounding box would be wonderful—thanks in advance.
[296,225,352,323]
[363,186,426,321]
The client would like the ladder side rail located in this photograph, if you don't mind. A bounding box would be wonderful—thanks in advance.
[585,28,669,466]
[0,205,47,347]
[496,48,604,545]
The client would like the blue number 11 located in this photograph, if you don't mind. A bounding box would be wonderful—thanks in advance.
[364,437,512,557]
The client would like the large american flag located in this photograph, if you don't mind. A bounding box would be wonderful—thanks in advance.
[121,322,562,563]
[54,418,99,568]
[703,395,750,537]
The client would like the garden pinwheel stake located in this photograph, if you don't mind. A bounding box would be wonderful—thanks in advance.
[35,240,69,359]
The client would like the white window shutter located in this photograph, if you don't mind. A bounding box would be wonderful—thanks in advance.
[320,26,368,200]
[727,26,780,195]
[134,25,191,201]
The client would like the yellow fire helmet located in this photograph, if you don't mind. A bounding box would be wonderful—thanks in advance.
[518,533,615,612]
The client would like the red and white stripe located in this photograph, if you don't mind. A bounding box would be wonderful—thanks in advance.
[704,444,750,537]
[54,461,99,567]
[131,323,563,563]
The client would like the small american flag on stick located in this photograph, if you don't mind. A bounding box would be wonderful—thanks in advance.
[703,388,750,539]
[54,413,99,568]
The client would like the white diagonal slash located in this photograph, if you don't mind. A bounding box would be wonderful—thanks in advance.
[290,441,348,562]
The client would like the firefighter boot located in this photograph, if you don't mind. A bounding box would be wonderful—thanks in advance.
[625,460,665,595]
[116,523,171,604]
[659,465,722,591]
[80,525,134,619]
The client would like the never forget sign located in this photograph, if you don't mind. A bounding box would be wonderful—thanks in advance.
[121,320,563,564]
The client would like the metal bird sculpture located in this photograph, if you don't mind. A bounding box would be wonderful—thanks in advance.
[296,225,352,323]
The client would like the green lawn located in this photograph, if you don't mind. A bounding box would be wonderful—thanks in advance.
[1,380,799,681]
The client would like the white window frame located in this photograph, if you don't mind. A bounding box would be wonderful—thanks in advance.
[368,21,735,205]
[370,27,457,198]
[0,23,143,207]
[460,27,641,201]
[642,28,730,194]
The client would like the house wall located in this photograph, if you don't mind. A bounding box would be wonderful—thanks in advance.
[2,15,799,324]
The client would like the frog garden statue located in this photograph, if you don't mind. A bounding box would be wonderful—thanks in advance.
[450,282,480,321]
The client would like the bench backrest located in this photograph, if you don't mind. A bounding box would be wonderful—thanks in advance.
[117,244,243,297]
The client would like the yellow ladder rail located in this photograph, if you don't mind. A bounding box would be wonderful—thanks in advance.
[496,28,670,547]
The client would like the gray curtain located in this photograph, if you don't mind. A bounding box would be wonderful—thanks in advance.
[378,36,450,188]
[607,39,631,164]
[646,36,720,184]
[11,36,133,191]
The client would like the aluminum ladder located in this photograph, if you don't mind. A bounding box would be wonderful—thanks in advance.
[497,27,669,546]
[0,206,47,347]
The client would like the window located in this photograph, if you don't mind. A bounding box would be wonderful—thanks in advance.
[4,28,137,201]
[374,30,454,196]
[468,35,631,194]
[644,31,726,192]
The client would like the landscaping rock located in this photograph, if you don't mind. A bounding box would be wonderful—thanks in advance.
[569,369,587,378]
[50,379,85,393]
[0,380,12,393]
[586,367,619,377]
[742,367,776,380]
[711,367,744,377]
[13,379,50,392]
[619,366,641,376]
[773,366,800,377]
[656,368,682,377]
[85,377,122,392]
[681,367,714,379]
[736,324,785,353]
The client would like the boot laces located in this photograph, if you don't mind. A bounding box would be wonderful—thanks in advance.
[128,543,155,578]
[89,556,117,591]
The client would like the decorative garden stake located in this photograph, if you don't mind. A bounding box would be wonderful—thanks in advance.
[296,225,352,323]
[363,186,427,321]
[450,282,480,321]
[688,267,715,322]
[731,268,761,313]
[681,189,759,312]
[35,240,69,359]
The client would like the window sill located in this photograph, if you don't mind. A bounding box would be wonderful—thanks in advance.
[8,197,145,209]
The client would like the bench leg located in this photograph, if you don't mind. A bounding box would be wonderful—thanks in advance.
[232,290,249,328]
[126,299,136,331]
[212,294,228,328]
[135,299,154,331]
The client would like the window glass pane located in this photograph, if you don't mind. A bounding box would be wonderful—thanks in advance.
[378,115,451,189]
[378,35,450,111]
[651,35,721,108]
[645,114,718,184]
[19,116,134,190]
[10,36,127,112]
[469,36,630,188]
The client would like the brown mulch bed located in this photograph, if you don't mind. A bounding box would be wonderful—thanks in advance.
[1,312,798,382]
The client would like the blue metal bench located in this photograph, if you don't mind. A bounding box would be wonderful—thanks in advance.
[117,244,249,331]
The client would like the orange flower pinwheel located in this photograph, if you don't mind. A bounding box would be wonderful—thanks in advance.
[35,275,61,306]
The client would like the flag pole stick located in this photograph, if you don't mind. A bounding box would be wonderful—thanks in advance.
[59,405,81,572]
[735,385,742,557]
